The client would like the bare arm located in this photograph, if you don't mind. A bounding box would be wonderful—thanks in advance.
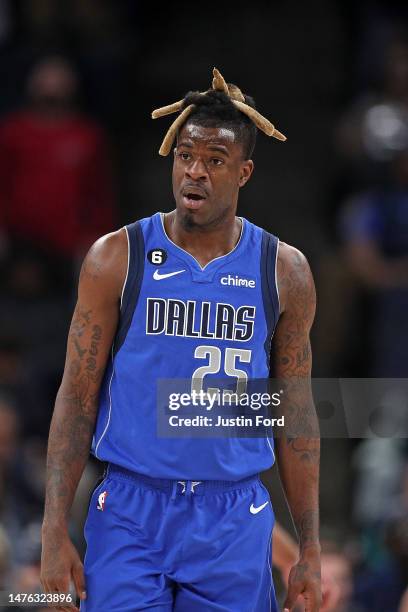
[272,242,321,612]
[345,240,408,289]
[41,229,127,609]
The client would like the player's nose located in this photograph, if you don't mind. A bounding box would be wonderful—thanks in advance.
[185,158,208,181]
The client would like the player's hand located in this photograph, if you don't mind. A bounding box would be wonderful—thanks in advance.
[41,524,86,612]
[283,547,322,612]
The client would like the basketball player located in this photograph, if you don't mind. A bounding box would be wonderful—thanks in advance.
[41,69,321,611]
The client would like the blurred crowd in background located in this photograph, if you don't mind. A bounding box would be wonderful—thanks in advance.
[0,1,407,610]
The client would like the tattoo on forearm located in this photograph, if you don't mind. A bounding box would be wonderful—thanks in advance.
[73,338,87,359]
[297,342,310,368]
[86,324,102,372]
[286,436,320,463]
[276,376,320,464]
[65,310,103,415]
[44,306,104,521]
[71,308,91,333]
[283,391,320,464]
[298,509,320,550]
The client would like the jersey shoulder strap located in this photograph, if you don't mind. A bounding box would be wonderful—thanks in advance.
[115,221,145,355]
[260,229,280,364]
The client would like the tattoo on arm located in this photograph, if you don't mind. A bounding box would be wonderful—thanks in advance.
[273,244,320,553]
[43,232,124,527]
[79,258,102,282]
[275,245,319,464]
[275,246,316,376]
[44,306,104,523]
[64,310,104,415]
[298,509,320,550]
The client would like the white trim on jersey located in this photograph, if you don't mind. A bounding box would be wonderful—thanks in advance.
[120,227,130,310]
[94,345,115,458]
[159,212,245,271]
[265,238,279,464]
[268,526,273,610]
[275,239,281,315]
[266,434,275,464]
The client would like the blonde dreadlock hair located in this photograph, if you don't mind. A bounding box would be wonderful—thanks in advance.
[151,68,286,157]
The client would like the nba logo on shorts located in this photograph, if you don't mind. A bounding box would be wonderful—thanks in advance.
[97,491,108,511]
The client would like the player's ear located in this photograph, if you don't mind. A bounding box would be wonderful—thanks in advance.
[239,159,254,187]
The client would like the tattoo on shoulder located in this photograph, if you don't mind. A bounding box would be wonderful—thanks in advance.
[274,246,316,378]
[277,244,316,323]
[80,257,102,282]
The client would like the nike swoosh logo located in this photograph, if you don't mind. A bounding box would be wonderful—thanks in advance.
[153,269,186,280]
[250,501,269,515]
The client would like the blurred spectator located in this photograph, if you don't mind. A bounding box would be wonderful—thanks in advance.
[0,397,45,548]
[0,335,23,390]
[0,55,116,265]
[337,35,408,188]
[0,523,11,589]
[340,149,408,376]
[342,146,408,604]
[0,243,73,436]
[353,516,408,611]
[353,438,407,534]
[320,543,356,612]
[0,394,19,483]
[7,519,74,612]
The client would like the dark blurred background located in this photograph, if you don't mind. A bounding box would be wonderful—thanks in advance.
[0,1,407,610]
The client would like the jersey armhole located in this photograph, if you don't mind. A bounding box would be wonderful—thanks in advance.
[120,226,130,310]
[261,230,280,371]
[114,221,145,356]
[275,239,281,315]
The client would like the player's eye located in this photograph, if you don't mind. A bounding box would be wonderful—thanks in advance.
[179,152,190,161]
[210,158,223,166]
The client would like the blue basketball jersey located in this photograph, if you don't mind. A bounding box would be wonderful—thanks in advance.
[91,212,280,480]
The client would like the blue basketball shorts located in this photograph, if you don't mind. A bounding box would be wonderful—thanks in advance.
[81,464,278,612]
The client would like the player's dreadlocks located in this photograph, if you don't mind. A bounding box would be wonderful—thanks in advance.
[152,68,286,158]
[179,89,257,160]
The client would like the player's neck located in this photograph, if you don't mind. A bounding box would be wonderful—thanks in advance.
[163,210,242,268]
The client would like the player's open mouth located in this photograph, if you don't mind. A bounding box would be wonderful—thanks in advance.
[182,190,207,210]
